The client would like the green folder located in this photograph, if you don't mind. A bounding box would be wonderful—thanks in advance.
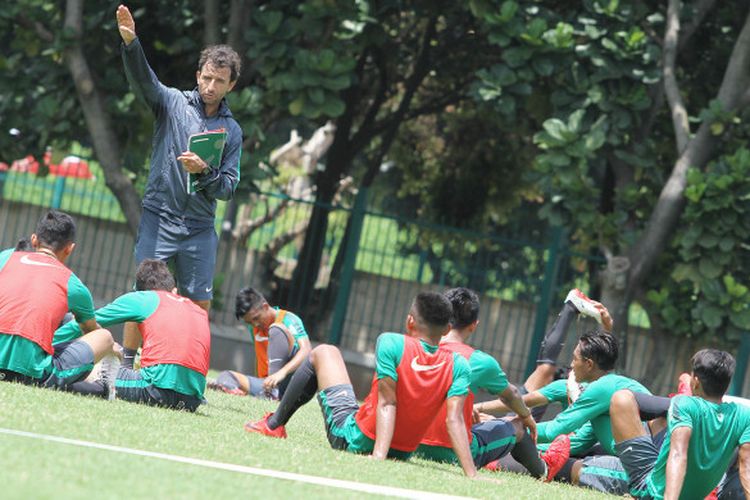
[187,129,227,194]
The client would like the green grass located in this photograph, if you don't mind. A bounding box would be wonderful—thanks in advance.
[0,381,613,499]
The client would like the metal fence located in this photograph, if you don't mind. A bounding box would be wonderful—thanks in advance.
[1,166,747,397]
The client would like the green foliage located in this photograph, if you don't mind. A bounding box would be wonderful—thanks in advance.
[650,149,750,341]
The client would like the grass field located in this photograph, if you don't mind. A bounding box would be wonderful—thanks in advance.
[0,380,614,499]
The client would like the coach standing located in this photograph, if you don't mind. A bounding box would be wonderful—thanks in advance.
[116,4,243,312]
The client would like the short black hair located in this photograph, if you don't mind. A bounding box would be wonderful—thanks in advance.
[235,287,267,319]
[412,292,453,330]
[444,287,479,329]
[14,237,32,251]
[199,45,241,82]
[691,349,735,397]
[135,259,175,292]
[34,210,76,252]
[578,330,618,371]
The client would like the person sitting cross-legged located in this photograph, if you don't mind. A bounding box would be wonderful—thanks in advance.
[208,287,310,399]
[245,292,481,477]
[55,259,210,411]
[0,210,116,392]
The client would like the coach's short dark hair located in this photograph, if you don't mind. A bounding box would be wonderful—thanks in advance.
[235,287,267,319]
[34,210,76,251]
[444,287,479,329]
[692,349,735,397]
[412,292,452,329]
[199,45,241,82]
[578,330,618,371]
[135,259,175,292]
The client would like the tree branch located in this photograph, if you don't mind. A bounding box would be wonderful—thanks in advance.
[629,7,750,290]
[678,0,717,52]
[63,0,141,234]
[663,0,690,154]
[16,14,54,43]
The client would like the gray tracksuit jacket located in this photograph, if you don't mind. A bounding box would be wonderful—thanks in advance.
[122,38,242,228]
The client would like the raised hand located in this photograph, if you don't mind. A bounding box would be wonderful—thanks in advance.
[116,4,136,45]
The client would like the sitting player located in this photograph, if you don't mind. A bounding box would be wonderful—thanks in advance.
[209,287,310,399]
[55,259,210,411]
[0,210,116,392]
[610,349,750,498]
[415,287,571,481]
[245,292,480,477]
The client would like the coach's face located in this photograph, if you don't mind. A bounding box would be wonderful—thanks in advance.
[196,62,236,107]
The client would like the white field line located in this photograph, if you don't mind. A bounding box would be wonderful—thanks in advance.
[0,427,476,500]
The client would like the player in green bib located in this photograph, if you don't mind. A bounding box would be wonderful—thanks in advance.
[611,349,750,499]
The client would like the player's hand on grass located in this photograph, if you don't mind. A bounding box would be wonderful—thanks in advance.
[116,5,136,45]
[177,152,208,174]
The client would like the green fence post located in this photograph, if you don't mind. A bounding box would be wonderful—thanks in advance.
[51,176,66,209]
[729,332,750,396]
[328,187,368,345]
[524,226,564,378]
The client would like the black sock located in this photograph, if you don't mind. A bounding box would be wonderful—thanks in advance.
[537,302,578,364]
[66,380,107,398]
[122,348,138,369]
[555,458,577,483]
[267,356,317,429]
[510,432,546,478]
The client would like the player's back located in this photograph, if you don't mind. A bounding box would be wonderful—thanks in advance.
[138,290,211,375]
[355,333,468,453]
[649,395,750,499]
[0,250,72,353]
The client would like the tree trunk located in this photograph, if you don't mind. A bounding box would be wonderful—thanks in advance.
[203,0,221,46]
[63,0,141,235]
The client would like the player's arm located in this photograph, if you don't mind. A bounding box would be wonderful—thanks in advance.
[263,332,311,390]
[476,390,549,415]
[372,376,397,460]
[498,384,537,442]
[663,426,691,500]
[536,389,603,443]
[446,394,477,478]
[192,127,242,200]
[739,442,750,497]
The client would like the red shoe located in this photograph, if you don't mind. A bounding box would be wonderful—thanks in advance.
[207,381,246,396]
[540,434,571,482]
[244,412,287,439]
[484,459,500,472]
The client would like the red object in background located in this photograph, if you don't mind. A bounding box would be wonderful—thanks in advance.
[1,151,93,179]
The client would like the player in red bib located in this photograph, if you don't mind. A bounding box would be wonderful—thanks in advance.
[55,259,211,411]
[0,211,116,392]
[245,292,479,477]
[208,287,310,399]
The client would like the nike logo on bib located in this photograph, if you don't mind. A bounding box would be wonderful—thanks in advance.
[255,335,268,342]
[410,356,446,372]
[20,254,58,268]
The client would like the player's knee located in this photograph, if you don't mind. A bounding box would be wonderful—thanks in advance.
[610,389,636,414]
[310,344,340,364]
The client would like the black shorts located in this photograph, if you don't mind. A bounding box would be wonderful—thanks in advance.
[317,384,359,450]
[115,367,201,412]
